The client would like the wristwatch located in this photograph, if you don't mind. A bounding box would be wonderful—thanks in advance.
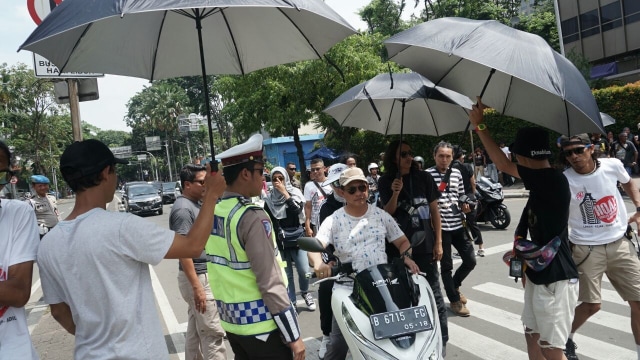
[474,123,487,132]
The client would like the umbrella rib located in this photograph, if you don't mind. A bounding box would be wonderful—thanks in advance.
[422,98,439,136]
[500,75,514,115]
[433,57,464,87]
[150,11,169,81]
[220,9,245,75]
[57,23,94,74]
[276,8,323,60]
[384,100,397,136]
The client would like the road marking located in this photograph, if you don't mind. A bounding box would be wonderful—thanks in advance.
[448,322,528,359]
[466,298,636,360]
[149,265,185,360]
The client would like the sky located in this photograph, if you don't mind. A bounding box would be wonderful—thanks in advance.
[0,1,419,132]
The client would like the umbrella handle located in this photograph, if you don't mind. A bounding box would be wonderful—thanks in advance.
[210,160,219,173]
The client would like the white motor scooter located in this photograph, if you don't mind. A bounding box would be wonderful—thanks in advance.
[299,236,444,360]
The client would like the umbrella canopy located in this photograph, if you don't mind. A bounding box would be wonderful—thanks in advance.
[323,72,473,136]
[20,0,355,79]
[601,112,615,127]
[384,17,604,136]
[19,0,356,162]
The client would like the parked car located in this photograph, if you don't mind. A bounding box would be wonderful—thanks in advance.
[162,182,181,204]
[122,184,163,216]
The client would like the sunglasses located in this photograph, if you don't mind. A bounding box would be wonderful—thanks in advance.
[0,169,14,185]
[288,167,296,171]
[344,184,368,195]
[273,176,285,181]
[400,151,413,158]
[190,179,206,185]
[562,147,588,157]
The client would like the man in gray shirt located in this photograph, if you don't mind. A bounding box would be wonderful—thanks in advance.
[170,164,226,360]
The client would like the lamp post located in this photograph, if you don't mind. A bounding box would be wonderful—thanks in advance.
[131,151,159,181]
[164,141,173,182]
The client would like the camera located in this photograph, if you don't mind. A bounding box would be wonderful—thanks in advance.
[458,194,477,207]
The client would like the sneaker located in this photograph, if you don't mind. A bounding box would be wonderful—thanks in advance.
[303,292,317,311]
[452,252,461,259]
[456,288,467,304]
[476,249,485,257]
[564,338,579,360]
[318,335,330,359]
[450,301,470,317]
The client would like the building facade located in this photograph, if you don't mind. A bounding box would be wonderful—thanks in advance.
[557,0,640,82]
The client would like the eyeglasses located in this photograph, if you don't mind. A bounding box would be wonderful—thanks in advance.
[310,167,324,172]
[287,167,296,171]
[400,151,413,158]
[562,147,588,157]
[190,179,206,185]
[0,169,14,185]
[344,184,368,195]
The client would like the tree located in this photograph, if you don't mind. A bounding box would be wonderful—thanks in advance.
[360,0,408,36]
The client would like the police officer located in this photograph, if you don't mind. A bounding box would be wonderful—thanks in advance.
[206,134,305,360]
[27,175,60,238]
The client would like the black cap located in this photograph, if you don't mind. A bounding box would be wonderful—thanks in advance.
[60,140,128,181]
[509,127,552,160]
[560,133,591,147]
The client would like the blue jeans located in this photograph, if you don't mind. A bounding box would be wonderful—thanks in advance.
[282,247,310,303]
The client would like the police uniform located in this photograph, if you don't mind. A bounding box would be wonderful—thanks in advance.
[206,134,301,360]
[27,175,60,238]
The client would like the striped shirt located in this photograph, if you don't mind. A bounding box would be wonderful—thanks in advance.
[426,167,465,231]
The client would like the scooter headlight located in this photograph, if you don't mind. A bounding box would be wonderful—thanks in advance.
[342,304,398,360]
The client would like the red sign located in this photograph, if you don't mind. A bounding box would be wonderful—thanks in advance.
[27,0,63,25]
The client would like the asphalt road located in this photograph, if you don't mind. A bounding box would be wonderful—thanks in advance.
[27,192,639,359]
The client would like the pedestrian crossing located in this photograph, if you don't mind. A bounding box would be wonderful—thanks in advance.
[26,243,638,360]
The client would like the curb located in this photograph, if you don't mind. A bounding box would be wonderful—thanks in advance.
[503,191,529,199]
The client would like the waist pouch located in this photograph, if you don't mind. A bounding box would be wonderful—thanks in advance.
[514,236,561,272]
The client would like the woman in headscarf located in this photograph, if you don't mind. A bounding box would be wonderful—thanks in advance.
[264,166,316,311]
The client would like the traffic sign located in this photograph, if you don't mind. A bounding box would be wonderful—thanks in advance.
[27,0,63,25]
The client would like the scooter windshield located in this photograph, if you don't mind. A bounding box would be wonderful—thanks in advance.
[350,263,417,317]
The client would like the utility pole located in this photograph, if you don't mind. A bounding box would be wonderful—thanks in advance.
[164,141,173,182]
[68,79,83,141]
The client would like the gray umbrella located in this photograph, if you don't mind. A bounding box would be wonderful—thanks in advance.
[384,17,604,136]
[19,0,355,163]
[323,72,473,137]
[601,112,615,127]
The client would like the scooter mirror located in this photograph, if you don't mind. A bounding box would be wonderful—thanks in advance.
[297,237,325,252]
[410,231,425,248]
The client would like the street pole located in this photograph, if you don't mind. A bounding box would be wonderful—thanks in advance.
[164,141,173,182]
[186,137,193,164]
[68,79,83,141]
[132,151,159,181]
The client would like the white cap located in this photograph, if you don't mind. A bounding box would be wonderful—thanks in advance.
[216,134,263,167]
[367,162,379,172]
[339,167,368,187]
[322,163,348,187]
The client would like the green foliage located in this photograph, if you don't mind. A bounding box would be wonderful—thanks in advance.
[360,0,408,36]
[593,81,640,135]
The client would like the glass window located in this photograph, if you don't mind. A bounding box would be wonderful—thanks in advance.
[623,0,640,16]
[561,17,579,36]
[601,2,622,23]
[626,12,640,23]
[580,9,599,29]
[563,34,580,44]
[602,19,623,31]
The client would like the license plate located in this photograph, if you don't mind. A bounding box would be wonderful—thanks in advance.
[370,305,432,340]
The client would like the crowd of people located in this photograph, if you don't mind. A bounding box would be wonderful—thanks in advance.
[2,103,640,360]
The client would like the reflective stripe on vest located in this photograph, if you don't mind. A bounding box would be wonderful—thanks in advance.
[206,197,287,336]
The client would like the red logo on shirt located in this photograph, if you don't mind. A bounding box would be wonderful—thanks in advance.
[575,191,585,201]
[0,267,7,318]
[594,195,617,223]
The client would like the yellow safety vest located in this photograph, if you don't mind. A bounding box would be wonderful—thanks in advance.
[206,197,288,335]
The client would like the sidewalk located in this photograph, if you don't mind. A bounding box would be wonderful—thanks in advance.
[501,181,529,199]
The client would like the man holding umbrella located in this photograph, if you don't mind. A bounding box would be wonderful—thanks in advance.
[470,98,578,360]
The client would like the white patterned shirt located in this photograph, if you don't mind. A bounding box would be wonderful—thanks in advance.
[316,204,404,273]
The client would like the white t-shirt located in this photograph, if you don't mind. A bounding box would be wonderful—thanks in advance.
[37,208,175,359]
[564,158,630,245]
[304,180,333,226]
[316,204,404,273]
[0,200,40,360]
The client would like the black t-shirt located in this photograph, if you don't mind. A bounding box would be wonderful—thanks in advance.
[319,193,344,226]
[379,168,440,256]
[452,160,474,195]
[517,165,578,285]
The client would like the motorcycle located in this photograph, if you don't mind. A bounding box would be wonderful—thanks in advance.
[298,235,444,360]
[473,175,511,229]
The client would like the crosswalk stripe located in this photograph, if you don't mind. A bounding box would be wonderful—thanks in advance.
[466,299,637,360]
[149,265,186,360]
[448,322,528,359]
